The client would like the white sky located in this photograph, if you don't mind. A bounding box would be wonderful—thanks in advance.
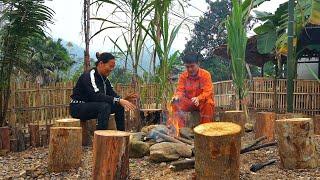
[45,0,288,52]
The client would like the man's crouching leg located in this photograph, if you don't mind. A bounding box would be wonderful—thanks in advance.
[96,103,112,130]
[199,102,214,124]
[112,103,125,131]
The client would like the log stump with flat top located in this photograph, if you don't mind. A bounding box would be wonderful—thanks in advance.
[276,118,318,169]
[0,127,10,153]
[54,118,80,127]
[48,127,82,172]
[28,124,40,147]
[313,115,320,135]
[81,115,117,146]
[255,112,276,142]
[220,110,245,135]
[92,130,130,180]
[194,122,241,180]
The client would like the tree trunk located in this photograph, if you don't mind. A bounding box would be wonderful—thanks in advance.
[0,126,10,152]
[48,127,82,172]
[275,118,318,169]
[28,124,40,147]
[255,112,276,142]
[220,110,245,135]
[55,118,80,127]
[194,122,241,180]
[92,130,130,180]
[83,0,90,71]
[313,115,320,135]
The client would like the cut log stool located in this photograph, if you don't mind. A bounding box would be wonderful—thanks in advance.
[194,122,241,180]
[255,112,276,142]
[54,118,80,127]
[92,130,130,180]
[0,126,10,153]
[28,124,40,147]
[81,115,117,146]
[276,118,318,169]
[48,127,82,172]
[313,115,320,135]
[220,110,246,135]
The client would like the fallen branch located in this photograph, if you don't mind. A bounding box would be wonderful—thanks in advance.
[250,159,277,172]
[241,136,267,152]
[170,158,195,171]
[152,130,185,145]
[241,142,277,154]
[174,136,194,146]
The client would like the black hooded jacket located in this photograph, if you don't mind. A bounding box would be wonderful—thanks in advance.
[70,68,119,103]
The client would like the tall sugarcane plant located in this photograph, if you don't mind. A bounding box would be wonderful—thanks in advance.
[226,0,251,111]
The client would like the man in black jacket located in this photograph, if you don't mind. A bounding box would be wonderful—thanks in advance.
[70,52,137,130]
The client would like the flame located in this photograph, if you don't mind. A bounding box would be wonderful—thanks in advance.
[166,103,182,137]
[167,117,180,137]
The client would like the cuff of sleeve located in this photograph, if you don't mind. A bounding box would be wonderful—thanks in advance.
[113,97,121,104]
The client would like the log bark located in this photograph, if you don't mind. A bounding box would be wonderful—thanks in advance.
[194,122,241,180]
[220,110,245,135]
[255,112,276,142]
[55,118,80,127]
[28,124,40,147]
[276,118,319,169]
[48,127,82,172]
[92,130,130,180]
[313,115,320,135]
[0,126,10,151]
[80,121,89,146]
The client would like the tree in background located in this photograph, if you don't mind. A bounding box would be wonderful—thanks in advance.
[21,37,75,84]
[183,0,232,81]
[0,0,53,126]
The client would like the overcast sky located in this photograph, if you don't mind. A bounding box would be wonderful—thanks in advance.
[45,0,287,53]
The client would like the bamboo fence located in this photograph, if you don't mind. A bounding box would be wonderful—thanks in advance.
[3,78,320,129]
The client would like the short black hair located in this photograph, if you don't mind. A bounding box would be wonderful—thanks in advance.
[182,52,200,64]
[95,52,115,66]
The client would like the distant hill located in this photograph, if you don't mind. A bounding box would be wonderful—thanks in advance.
[59,39,178,76]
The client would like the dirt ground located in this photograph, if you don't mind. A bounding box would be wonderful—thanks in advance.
[1,115,320,179]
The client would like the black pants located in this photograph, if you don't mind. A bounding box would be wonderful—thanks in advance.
[69,102,125,130]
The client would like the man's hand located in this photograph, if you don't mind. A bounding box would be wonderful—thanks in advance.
[119,99,136,111]
[124,92,139,102]
[191,97,199,107]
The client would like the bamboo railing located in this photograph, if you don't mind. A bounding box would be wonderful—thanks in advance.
[3,78,320,129]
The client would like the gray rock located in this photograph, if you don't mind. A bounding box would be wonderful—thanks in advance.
[130,132,146,142]
[141,125,169,135]
[179,127,194,139]
[149,142,192,162]
[129,141,150,158]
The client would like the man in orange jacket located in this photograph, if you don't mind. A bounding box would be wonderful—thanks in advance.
[171,53,214,128]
